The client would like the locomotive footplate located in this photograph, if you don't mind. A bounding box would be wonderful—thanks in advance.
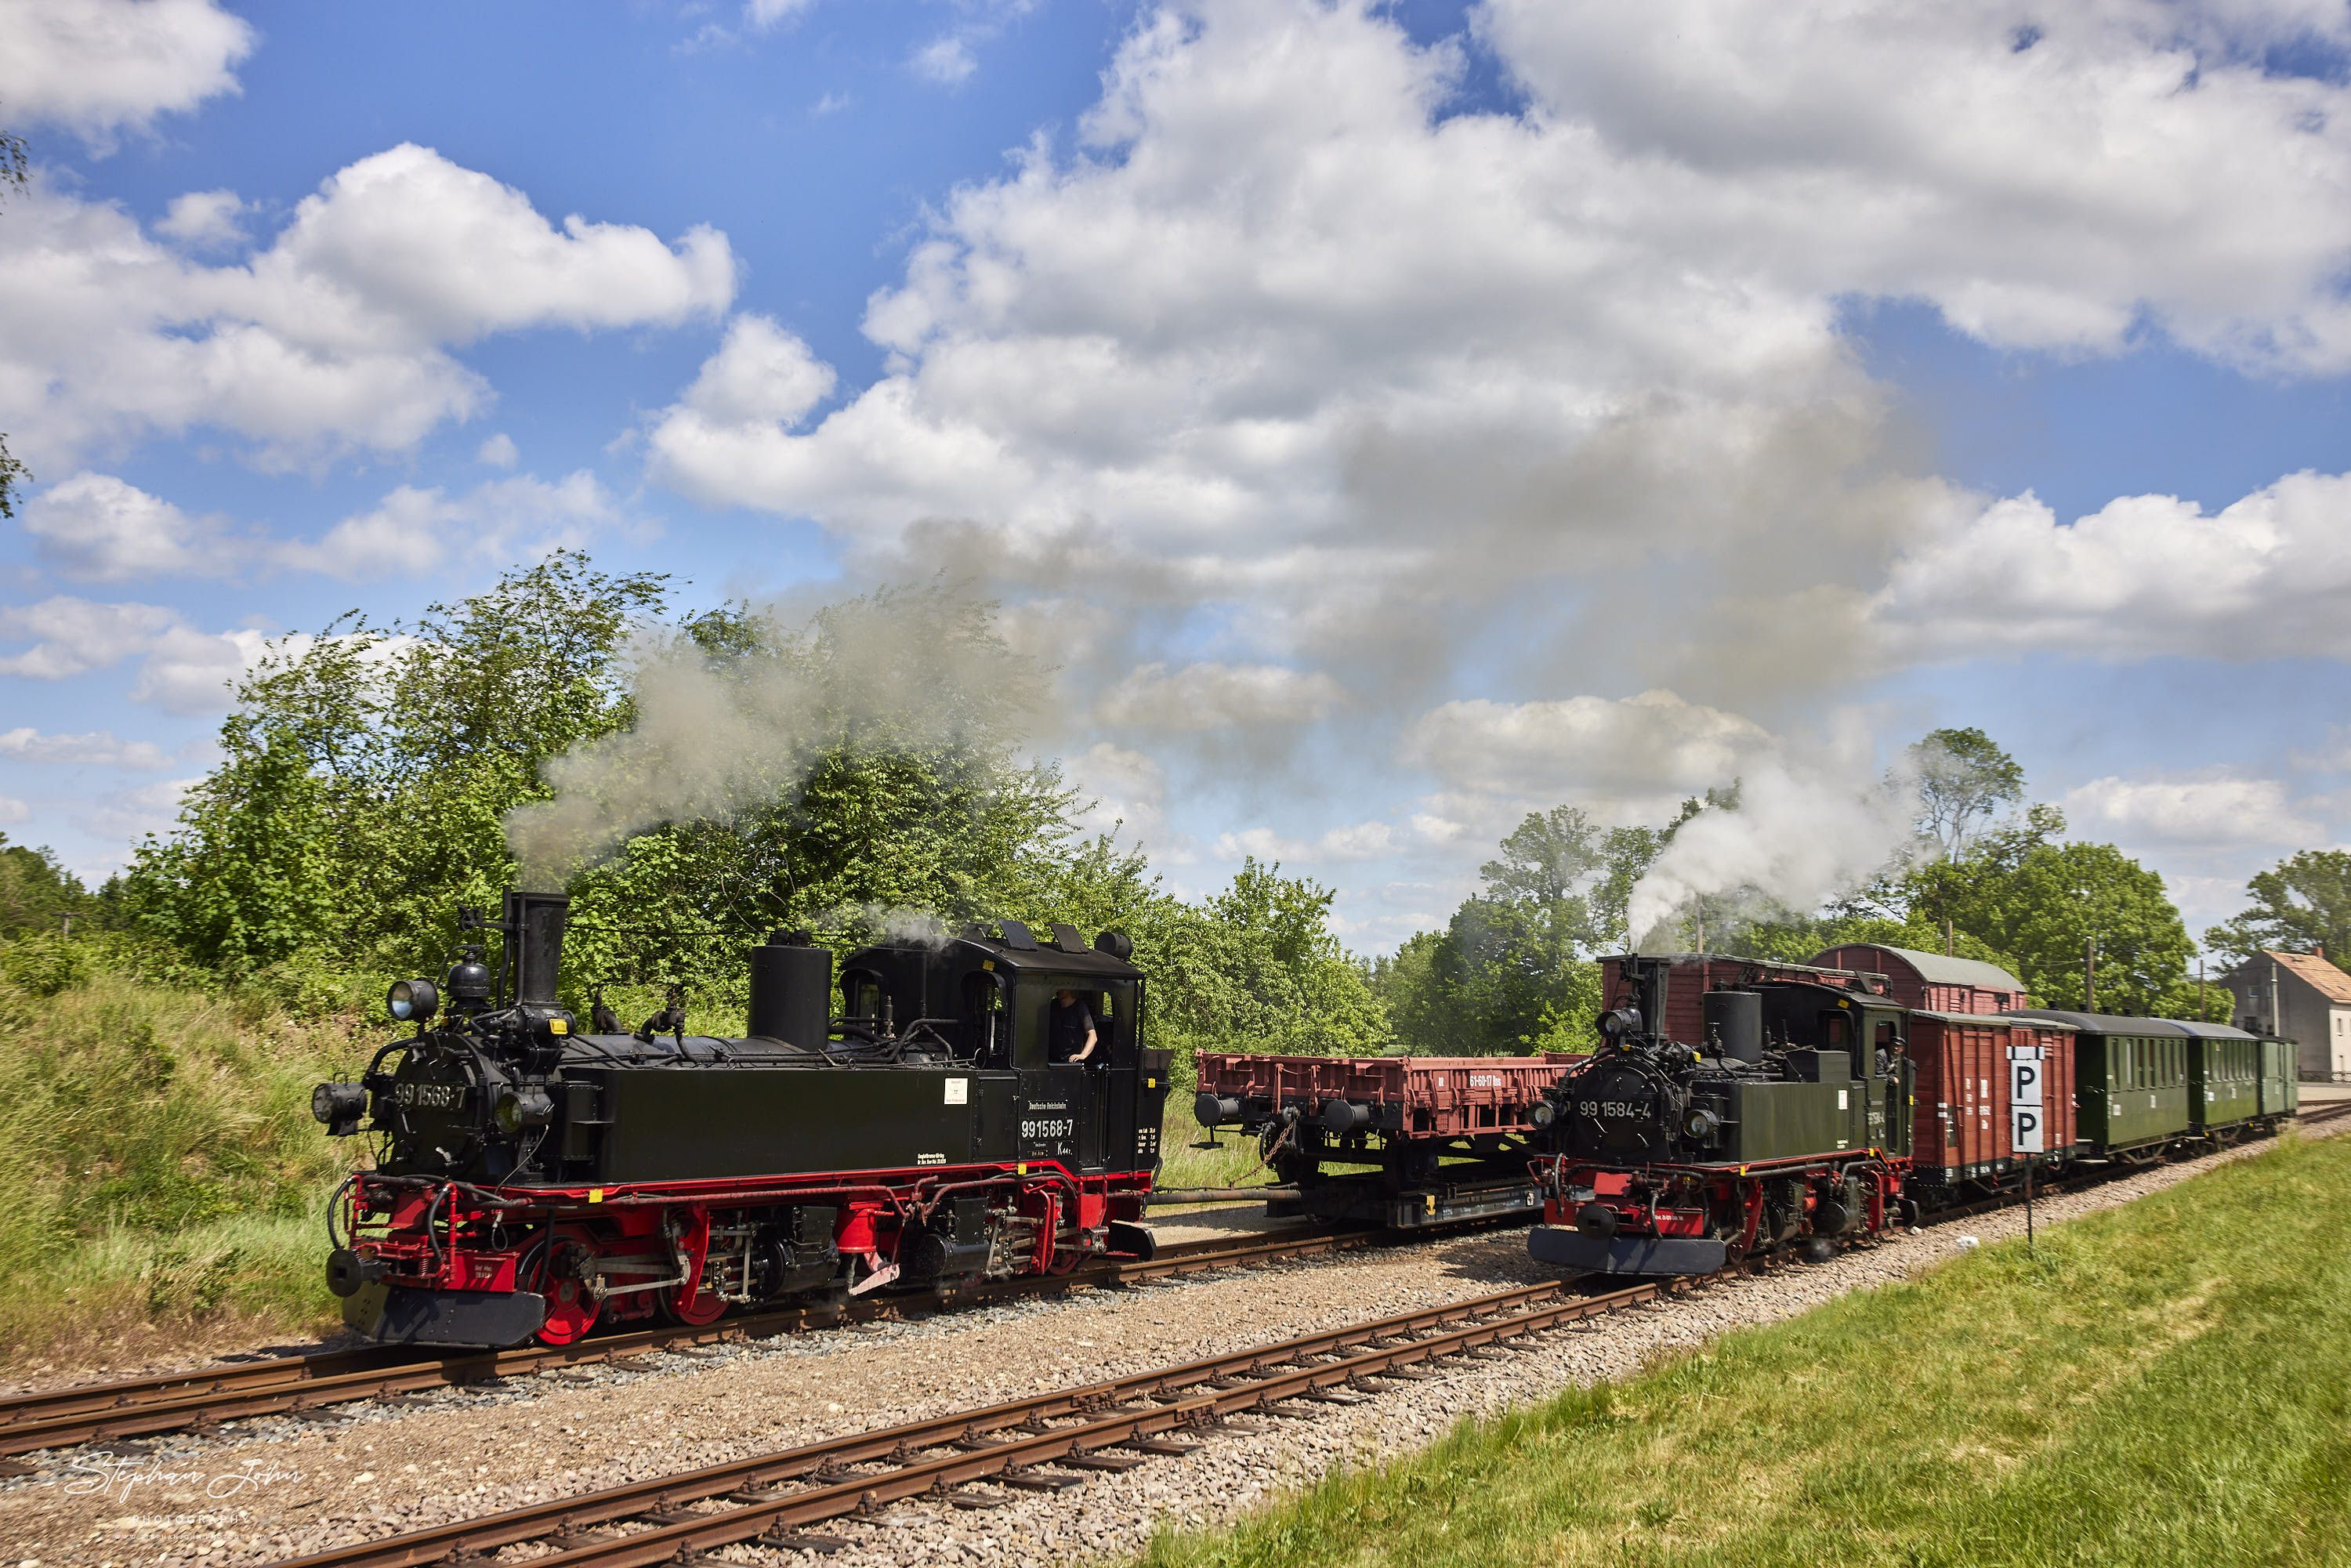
[1266,1177,1545,1229]
[342,1281,550,1349]
[1528,1225,1727,1276]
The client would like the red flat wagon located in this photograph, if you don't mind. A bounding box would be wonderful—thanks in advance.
[1192,1052,1581,1227]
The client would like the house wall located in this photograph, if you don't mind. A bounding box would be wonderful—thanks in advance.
[2222,961,2351,1080]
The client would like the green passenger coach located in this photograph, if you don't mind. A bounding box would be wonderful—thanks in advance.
[2001,1011,2292,1160]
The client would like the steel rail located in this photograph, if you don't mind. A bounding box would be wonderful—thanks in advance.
[267,1270,1697,1568]
[0,1215,1525,1458]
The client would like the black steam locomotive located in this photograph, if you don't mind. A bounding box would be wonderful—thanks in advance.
[1527,955,1913,1275]
[313,891,1169,1346]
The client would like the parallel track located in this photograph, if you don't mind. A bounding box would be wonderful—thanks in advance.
[272,1269,1705,1568]
[0,1216,1522,1458]
[261,1102,2351,1568]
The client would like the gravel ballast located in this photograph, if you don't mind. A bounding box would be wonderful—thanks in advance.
[1,1126,2333,1568]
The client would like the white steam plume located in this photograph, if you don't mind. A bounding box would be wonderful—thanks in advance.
[503,585,1041,882]
[1625,744,1919,951]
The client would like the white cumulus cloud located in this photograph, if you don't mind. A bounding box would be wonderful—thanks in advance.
[19,471,219,582]
[2065,774,2329,850]
[1096,662,1346,731]
[0,0,255,149]
[0,144,736,471]
[1876,469,2351,663]
[0,727,173,769]
[273,472,629,582]
[0,596,284,714]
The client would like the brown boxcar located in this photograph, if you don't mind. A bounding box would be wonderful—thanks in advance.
[1905,1010,2077,1199]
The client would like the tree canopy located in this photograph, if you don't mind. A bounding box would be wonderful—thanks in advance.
[117,553,1384,1079]
[2205,851,2351,972]
[1908,726,2026,857]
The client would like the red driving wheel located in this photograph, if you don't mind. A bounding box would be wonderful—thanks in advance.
[535,1229,602,1345]
[661,1282,728,1326]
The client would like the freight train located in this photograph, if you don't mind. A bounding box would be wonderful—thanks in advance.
[1192,943,2298,1276]
[311,891,1170,1347]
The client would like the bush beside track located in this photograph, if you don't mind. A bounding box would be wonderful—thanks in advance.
[0,942,372,1367]
[1138,1127,2351,1568]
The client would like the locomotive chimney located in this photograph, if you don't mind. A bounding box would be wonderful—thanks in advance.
[503,890,569,1005]
[748,930,832,1049]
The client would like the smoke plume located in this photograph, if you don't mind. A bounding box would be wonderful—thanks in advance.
[503,585,1042,882]
[1625,737,1921,951]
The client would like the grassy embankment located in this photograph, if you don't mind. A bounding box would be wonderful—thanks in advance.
[1140,1128,2351,1568]
[0,940,371,1367]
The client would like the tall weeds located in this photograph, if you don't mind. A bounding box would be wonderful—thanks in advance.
[0,940,370,1366]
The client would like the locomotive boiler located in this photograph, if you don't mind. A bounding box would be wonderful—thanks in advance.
[1526,954,1914,1275]
[313,891,1169,1347]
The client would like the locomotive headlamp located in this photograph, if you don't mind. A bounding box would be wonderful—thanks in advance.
[311,1081,368,1132]
[1683,1107,1722,1139]
[495,1086,556,1135]
[387,979,439,1023]
[1529,1100,1556,1128]
[1598,1006,1643,1041]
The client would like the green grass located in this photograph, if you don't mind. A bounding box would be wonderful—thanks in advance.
[1158,1110,1281,1191]
[1139,1128,2351,1568]
[0,940,368,1365]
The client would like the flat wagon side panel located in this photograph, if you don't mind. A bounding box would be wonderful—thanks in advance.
[1196,1052,1568,1139]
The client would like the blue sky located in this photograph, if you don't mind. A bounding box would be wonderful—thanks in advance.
[2,0,2347,954]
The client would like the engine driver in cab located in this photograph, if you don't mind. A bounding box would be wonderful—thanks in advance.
[1052,987,1098,1065]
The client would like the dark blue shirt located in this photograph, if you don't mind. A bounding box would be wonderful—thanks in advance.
[1049,998,1096,1062]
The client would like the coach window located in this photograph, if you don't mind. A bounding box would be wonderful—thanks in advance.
[1819,1012,1851,1051]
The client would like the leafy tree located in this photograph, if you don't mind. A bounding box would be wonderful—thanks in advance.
[2204,851,2351,971]
[121,556,1384,1082]
[0,835,85,936]
[1909,726,2025,856]
[127,552,668,973]
[1371,799,1701,1054]
[1936,839,2193,1014]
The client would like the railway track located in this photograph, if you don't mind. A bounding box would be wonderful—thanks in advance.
[271,1268,1703,1568]
[0,1214,1524,1460]
[11,1103,2342,1465]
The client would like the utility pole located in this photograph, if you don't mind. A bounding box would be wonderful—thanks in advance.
[2197,958,2205,1022]
[1945,915,1954,957]
[2085,936,2097,1013]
